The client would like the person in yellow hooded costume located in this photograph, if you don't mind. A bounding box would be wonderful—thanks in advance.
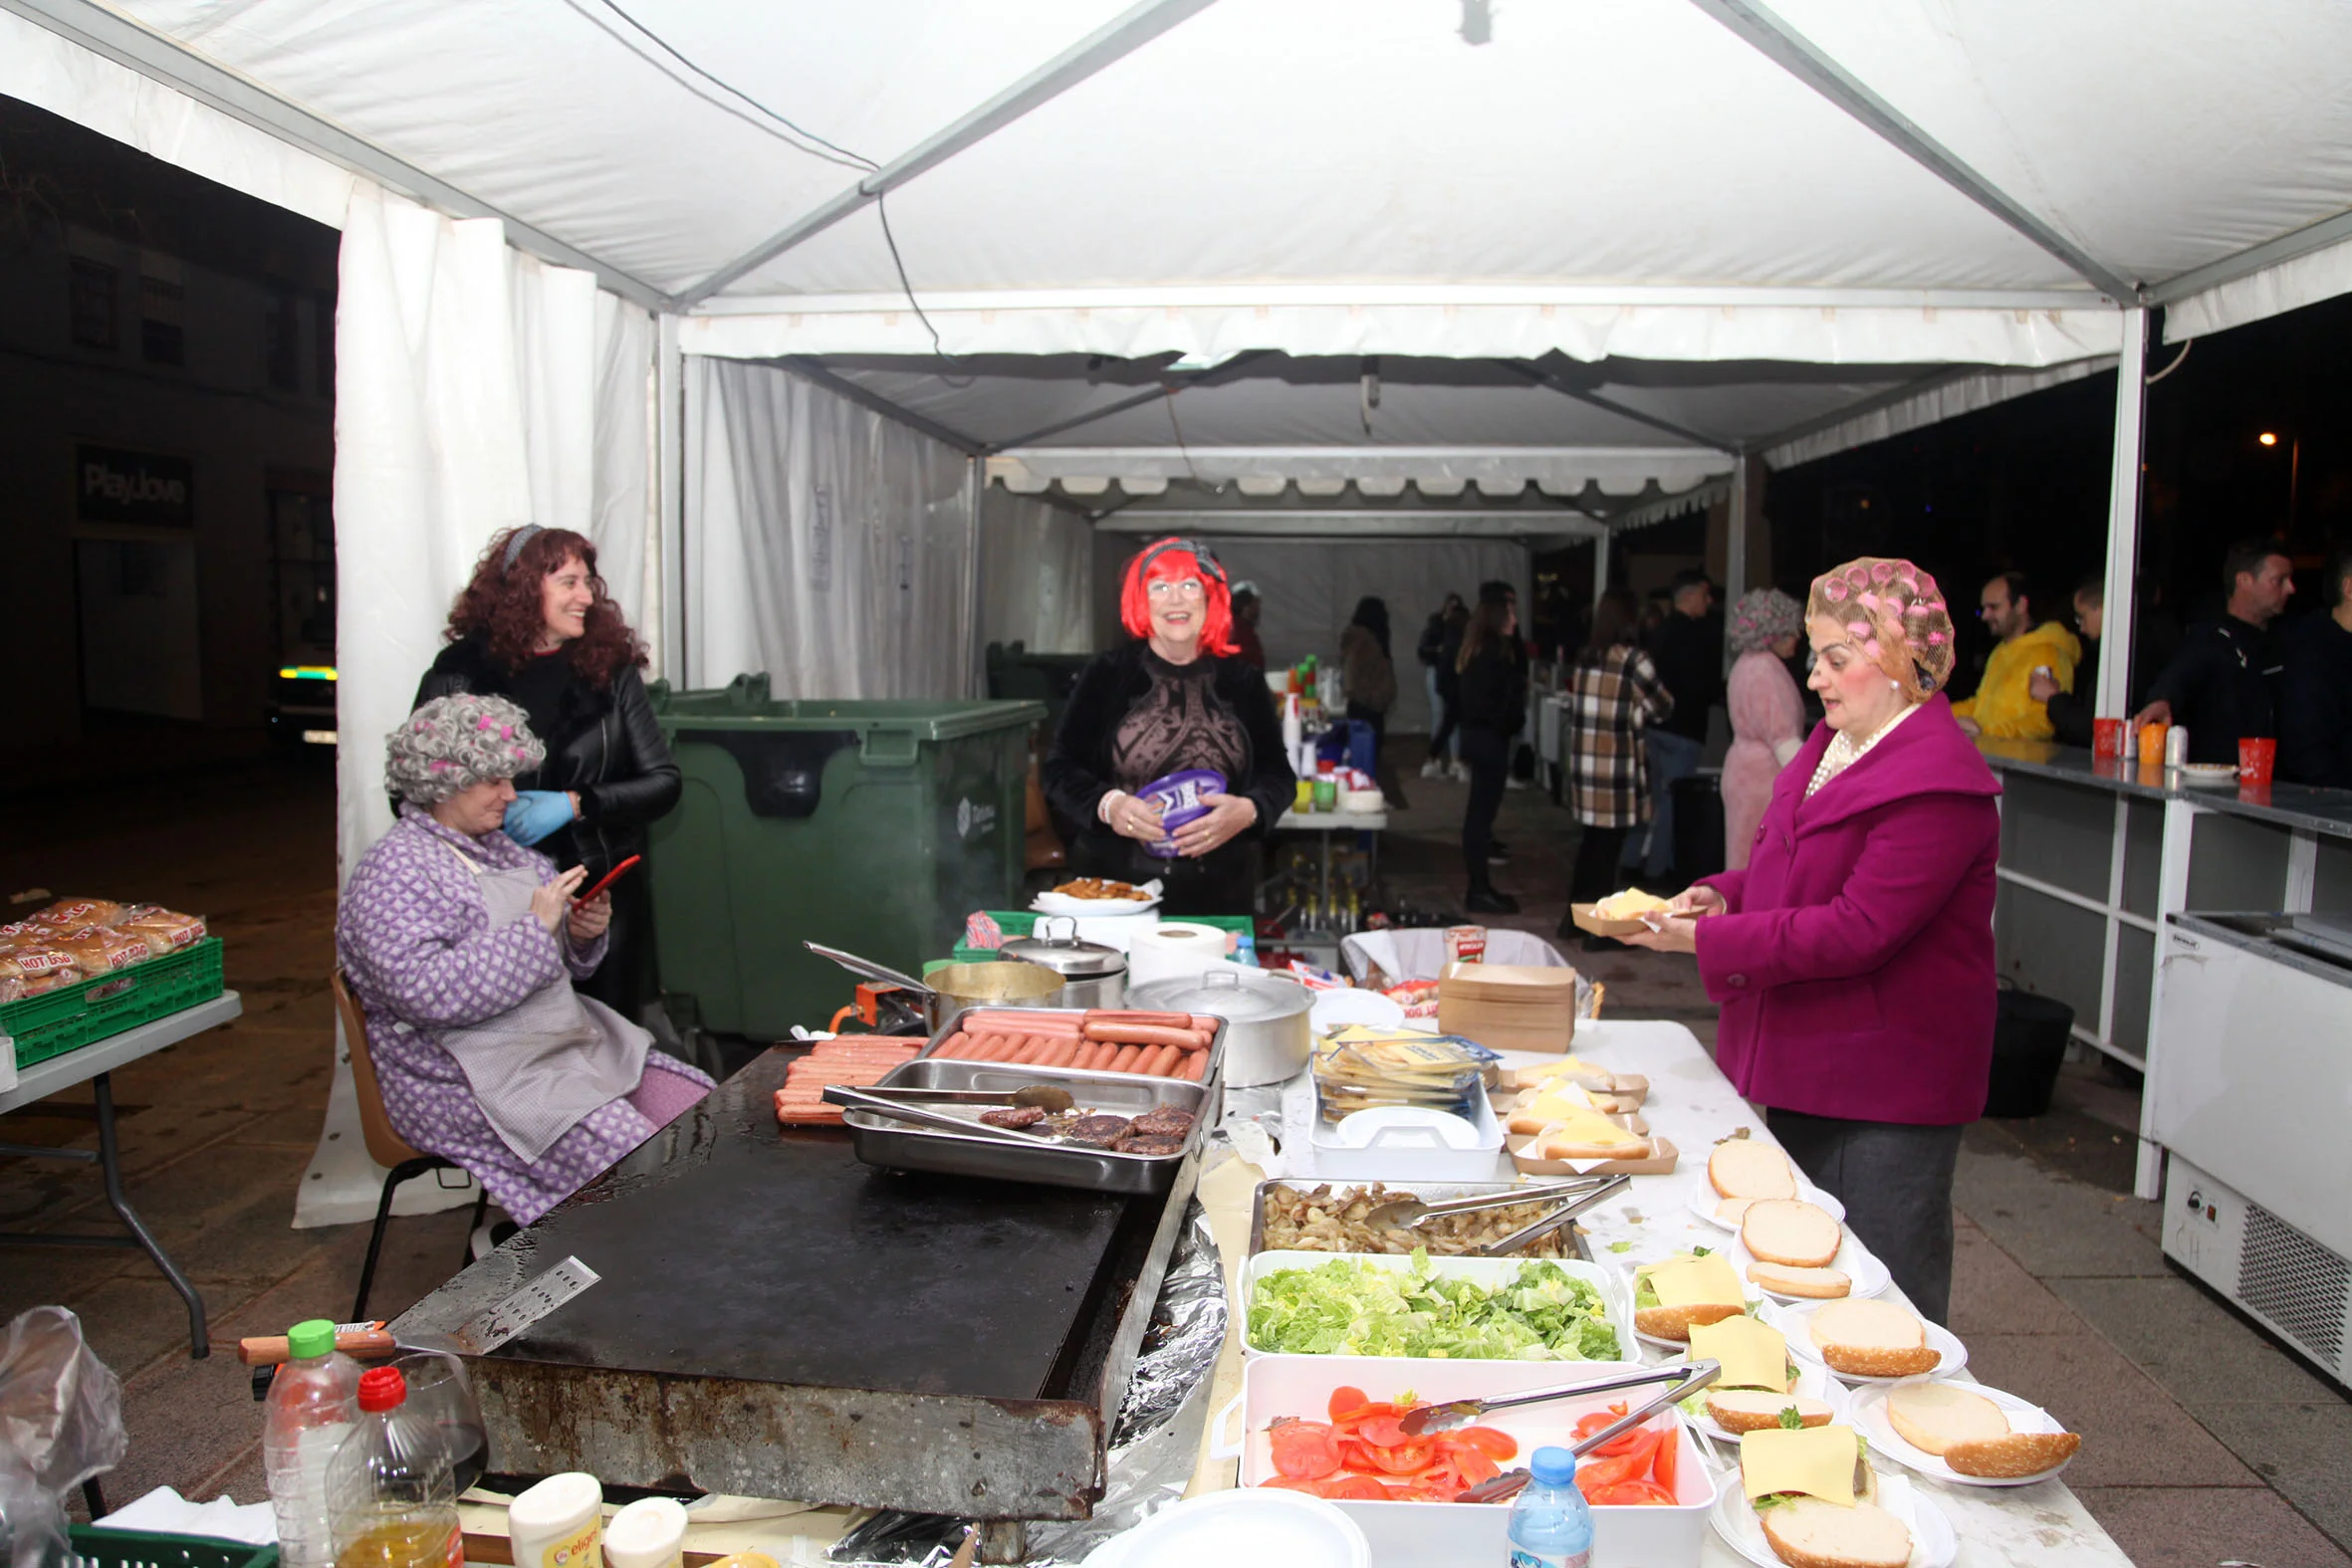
[1951,571,2081,740]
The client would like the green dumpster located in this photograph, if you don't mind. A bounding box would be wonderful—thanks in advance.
[646,675,1048,1038]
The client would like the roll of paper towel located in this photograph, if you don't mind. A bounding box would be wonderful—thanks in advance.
[1127,922,1233,989]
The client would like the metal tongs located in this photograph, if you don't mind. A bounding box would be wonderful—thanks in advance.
[1409,1359,1723,1505]
[822,1084,1092,1147]
[1365,1174,1631,1256]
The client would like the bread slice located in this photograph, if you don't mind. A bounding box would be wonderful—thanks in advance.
[1716,1197,1759,1226]
[1884,1383,2009,1455]
[1748,1262,1852,1299]
[1943,1430,2080,1478]
[1711,1139,1799,1201]
[1808,1299,1941,1378]
[1743,1199,1844,1268]
[1635,1301,1747,1341]
[1760,1497,1912,1568]
[1707,1390,1836,1433]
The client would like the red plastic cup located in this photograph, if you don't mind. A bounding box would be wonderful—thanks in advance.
[2239,737,2276,785]
[2093,718,2126,758]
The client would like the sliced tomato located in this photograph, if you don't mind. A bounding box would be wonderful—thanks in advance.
[1354,1413,1411,1448]
[1573,1446,1651,1495]
[1571,1402,1629,1442]
[1444,1446,1501,1486]
[1318,1474,1392,1501]
[1269,1420,1343,1479]
[1326,1386,1369,1424]
[1589,1417,1658,1458]
[1257,1475,1323,1492]
[1388,1483,1456,1502]
[1361,1440,1436,1474]
[1335,1438,1381,1472]
[1452,1426,1519,1461]
[1587,1478,1676,1507]
[1651,1425,1679,1493]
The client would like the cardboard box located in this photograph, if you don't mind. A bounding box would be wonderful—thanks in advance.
[1438,961,1576,1053]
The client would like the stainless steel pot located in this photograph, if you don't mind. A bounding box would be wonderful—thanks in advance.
[804,942,1066,1032]
[999,916,1126,1009]
[1126,968,1312,1087]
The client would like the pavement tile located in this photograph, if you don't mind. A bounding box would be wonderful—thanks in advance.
[1954,1145,2172,1277]
[2195,1400,2352,1551]
[1950,1218,2080,1336]
[1963,1331,2262,1488]
[2070,1485,2352,1568]
[2051,1274,2343,1410]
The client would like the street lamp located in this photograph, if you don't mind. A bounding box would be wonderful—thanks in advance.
[2258,432,2299,530]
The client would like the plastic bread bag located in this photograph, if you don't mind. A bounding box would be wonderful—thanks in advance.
[0,1306,126,1568]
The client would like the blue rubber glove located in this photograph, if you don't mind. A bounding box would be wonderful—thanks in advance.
[502,789,575,847]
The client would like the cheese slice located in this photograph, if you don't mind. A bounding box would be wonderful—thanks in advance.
[1689,1314,1792,1393]
[1741,1426,1861,1506]
[1536,1105,1642,1149]
[1644,1251,1745,1307]
[1514,1055,1605,1085]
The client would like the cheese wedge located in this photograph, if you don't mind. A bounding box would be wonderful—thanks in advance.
[1740,1426,1861,1506]
[1514,1099,1641,1149]
[1689,1314,1794,1393]
[1646,1251,1745,1307]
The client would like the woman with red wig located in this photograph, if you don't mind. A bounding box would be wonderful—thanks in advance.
[414,525,679,1019]
[1044,539,1296,915]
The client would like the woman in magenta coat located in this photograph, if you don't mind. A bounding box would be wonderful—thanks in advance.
[1627,559,1996,1321]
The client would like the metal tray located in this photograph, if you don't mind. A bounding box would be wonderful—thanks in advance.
[920,1005,1228,1088]
[843,1055,1217,1194]
[1247,1178,1588,1259]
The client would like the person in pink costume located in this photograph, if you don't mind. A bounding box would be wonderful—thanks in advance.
[1721,588,1808,871]
[1626,558,1996,1321]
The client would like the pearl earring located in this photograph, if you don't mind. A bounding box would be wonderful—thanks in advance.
[1888,680,1900,691]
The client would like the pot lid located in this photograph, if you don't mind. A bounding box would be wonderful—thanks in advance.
[1002,916,1126,977]
[1129,968,1310,1021]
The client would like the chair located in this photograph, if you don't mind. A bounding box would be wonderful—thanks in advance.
[334,972,488,1322]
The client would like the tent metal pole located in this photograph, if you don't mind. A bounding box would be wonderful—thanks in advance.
[670,0,1221,309]
[1689,0,2137,303]
[1494,359,1735,452]
[987,350,1275,450]
[966,460,987,698]
[657,314,688,688]
[2148,208,2352,308]
[2098,309,2149,720]
[1726,456,1751,604]
[0,0,665,310]
[772,357,987,455]
[1594,530,1613,613]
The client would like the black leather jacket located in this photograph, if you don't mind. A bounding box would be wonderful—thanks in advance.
[413,634,680,876]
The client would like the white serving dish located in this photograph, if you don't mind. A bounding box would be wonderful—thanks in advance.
[1307,1091,1506,1183]
[1684,1182,1847,1230]
[1686,1361,1848,1446]
[1034,887,1163,917]
[1728,1230,1892,1304]
[1844,1381,2078,1487]
[2176,762,2239,787]
[1242,1250,1636,1365]
[1212,1353,1715,1568]
[1339,787,1384,812]
[1082,1487,1368,1568]
[1769,1300,1970,1385]
[1309,988,1407,1034]
[1711,1467,1956,1568]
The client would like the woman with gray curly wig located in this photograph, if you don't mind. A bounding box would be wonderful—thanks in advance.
[336,694,712,1231]
[1723,588,1810,870]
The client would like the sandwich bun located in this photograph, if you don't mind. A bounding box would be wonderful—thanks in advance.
[1808,1299,1941,1378]
[1706,1390,1836,1433]
[1760,1497,1912,1568]
[1635,1301,1747,1341]
[1711,1139,1799,1201]
[1748,1262,1852,1299]
[1943,1431,2082,1478]
[1742,1199,1844,1268]
[1884,1383,2008,1456]
[1716,1197,1759,1226]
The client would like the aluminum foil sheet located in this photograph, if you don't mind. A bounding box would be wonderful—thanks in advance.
[828,1187,1229,1567]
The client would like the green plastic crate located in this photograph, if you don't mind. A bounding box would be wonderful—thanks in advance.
[647,675,1047,1038]
[2,937,226,1071]
[952,912,1258,966]
[67,1524,279,1568]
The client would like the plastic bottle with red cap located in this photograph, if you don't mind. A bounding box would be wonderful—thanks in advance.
[327,1365,463,1568]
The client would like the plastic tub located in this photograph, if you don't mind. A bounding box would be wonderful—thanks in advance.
[1240,1250,1636,1365]
[1305,1094,1507,1183]
[1209,1353,1715,1568]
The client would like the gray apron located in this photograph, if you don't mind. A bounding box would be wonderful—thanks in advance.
[435,842,649,1163]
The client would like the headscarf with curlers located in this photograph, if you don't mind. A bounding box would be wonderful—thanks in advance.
[1118,537,1238,657]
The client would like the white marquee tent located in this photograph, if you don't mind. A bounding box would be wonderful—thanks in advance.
[7,0,2352,1219]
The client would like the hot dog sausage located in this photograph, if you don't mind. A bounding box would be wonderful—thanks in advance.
[1109,1044,1145,1073]
[1081,1021,1209,1051]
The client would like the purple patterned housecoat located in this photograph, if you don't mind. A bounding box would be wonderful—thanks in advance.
[337,806,712,1224]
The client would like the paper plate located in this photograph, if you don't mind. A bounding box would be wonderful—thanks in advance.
[1686,1184,1847,1230]
[2176,763,2239,787]
[1845,1381,2079,1488]
[1309,989,1407,1034]
[1710,1468,1956,1568]
[1729,1230,1892,1304]
[1771,1300,1970,1385]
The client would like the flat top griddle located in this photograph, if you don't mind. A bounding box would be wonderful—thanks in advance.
[454,1046,1135,1399]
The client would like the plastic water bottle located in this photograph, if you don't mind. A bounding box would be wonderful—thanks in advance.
[327,1366,463,1568]
[264,1319,360,1568]
[1506,1445,1593,1568]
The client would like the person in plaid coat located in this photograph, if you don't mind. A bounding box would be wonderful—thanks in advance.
[1563,588,1673,941]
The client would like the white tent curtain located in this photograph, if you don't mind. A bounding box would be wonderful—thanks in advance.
[2165,234,2352,342]
[301,184,655,1227]
[1763,358,2118,471]
[979,488,1094,659]
[682,356,975,697]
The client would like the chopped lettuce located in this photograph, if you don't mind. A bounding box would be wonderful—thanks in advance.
[1247,1250,1621,1361]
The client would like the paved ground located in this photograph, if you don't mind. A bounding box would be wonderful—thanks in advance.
[5,748,2347,1565]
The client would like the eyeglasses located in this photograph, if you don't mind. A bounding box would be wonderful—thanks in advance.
[1147,578,1206,599]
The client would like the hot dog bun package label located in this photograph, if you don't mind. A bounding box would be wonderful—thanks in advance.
[1741,1425,1862,1506]
[1642,1250,1746,1308]
[1689,1313,1793,1392]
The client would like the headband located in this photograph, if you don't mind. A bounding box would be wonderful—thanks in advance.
[502,525,544,574]
[1133,537,1227,587]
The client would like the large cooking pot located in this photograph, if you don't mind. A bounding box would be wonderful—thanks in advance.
[1128,969,1312,1087]
[1000,916,1126,1009]
[805,942,1066,1032]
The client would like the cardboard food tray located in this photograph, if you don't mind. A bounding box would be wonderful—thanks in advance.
[1495,1069,1650,1111]
[1507,1110,1679,1177]
[1569,902,1660,939]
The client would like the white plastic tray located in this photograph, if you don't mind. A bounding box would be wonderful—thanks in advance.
[1306,1095,1506,1183]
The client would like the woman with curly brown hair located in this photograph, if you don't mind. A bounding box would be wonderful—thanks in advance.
[414,525,678,1020]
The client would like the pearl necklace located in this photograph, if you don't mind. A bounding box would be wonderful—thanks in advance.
[1806,702,1919,797]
